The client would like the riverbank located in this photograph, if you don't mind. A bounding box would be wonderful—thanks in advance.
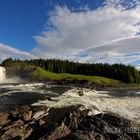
[45,79,140,92]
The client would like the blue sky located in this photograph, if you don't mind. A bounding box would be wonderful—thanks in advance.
[0,0,47,51]
[1,0,140,69]
[0,0,104,51]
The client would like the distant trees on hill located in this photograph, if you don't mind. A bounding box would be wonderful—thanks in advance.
[2,58,140,84]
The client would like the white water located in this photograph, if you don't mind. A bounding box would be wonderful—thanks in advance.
[0,66,6,83]
[0,81,140,124]
[32,88,140,124]
[0,83,47,97]
[1,83,44,89]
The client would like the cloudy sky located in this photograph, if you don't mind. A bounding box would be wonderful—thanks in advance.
[1,0,140,69]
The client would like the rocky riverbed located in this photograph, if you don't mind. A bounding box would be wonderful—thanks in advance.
[0,105,139,140]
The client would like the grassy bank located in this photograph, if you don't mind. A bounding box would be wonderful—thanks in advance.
[31,67,122,86]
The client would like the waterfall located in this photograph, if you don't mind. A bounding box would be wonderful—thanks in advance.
[0,66,6,82]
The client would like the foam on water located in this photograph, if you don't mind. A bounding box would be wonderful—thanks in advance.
[0,83,45,92]
[135,92,140,95]
[0,83,44,88]
[32,88,140,124]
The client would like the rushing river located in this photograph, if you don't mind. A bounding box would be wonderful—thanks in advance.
[0,83,140,124]
[0,83,71,111]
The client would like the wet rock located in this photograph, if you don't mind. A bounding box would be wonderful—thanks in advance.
[78,91,84,96]
[87,105,101,116]
[39,118,46,126]
[21,110,32,121]
[47,122,71,140]
[0,105,139,140]
[46,106,138,140]
[0,120,33,140]
[96,113,132,129]
[33,111,46,120]
[96,113,139,140]
[0,112,10,127]
[62,107,138,140]
[62,130,103,140]
[2,119,24,131]
[47,96,52,101]
[10,109,20,118]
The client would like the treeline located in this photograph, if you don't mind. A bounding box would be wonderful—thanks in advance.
[2,58,140,83]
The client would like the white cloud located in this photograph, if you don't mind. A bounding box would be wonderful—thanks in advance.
[135,64,140,70]
[105,0,140,8]
[32,0,140,68]
[84,36,140,64]
[1,0,140,69]
[0,43,36,62]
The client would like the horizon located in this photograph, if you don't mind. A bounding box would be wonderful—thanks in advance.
[1,0,140,69]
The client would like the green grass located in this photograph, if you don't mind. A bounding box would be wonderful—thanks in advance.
[31,67,61,80]
[31,67,122,85]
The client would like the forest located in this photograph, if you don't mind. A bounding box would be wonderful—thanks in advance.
[1,58,140,84]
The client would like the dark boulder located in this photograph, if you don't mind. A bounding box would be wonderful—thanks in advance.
[78,91,84,96]
[40,105,139,140]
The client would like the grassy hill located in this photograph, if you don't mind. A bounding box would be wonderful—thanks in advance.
[5,64,122,86]
[2,58,140,84]
[31,67,122,85]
